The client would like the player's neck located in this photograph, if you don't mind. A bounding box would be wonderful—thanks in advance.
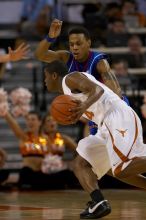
[57,84,63,94]
[77,51,91,63]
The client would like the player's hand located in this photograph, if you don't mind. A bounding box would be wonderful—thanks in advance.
[69,100,86,124]
[0,148,7,168]
[8,43,30,61]
[48,19,63,38]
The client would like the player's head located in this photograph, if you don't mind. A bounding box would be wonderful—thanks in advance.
[44,60,68,92]
[68,27,91,61]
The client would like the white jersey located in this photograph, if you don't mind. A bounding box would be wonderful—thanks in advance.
[62,72,146,178]
[62,72,127,126]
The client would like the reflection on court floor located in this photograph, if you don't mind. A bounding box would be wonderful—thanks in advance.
[0,190,145,219]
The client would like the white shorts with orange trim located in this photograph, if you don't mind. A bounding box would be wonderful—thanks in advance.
[104,104,146,176]
[76,133,111,180]
[77,103,146,179]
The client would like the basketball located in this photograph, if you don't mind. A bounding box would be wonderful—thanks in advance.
[50,95,77,125]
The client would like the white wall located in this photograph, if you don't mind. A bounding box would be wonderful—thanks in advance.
[0,0,22,24]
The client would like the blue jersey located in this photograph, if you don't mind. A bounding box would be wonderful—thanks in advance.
[66,50,108,135]
[66,51,108,81]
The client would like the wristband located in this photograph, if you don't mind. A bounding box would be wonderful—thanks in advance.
[45,35,56,43]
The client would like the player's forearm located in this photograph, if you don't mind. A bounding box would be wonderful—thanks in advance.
[97,60,122,97]
[0,54,10,63]
[35,38,52,61]
[110,71,122,97]
[101,71,122,97]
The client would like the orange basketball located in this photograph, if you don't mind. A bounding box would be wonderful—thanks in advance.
[50,95,77,125]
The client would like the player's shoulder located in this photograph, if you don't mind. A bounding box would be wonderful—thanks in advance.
[90,51,108,67]
[92,50,108,59]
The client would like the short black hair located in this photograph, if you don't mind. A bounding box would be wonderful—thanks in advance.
[45,60,68,77]
[68,27,91,40]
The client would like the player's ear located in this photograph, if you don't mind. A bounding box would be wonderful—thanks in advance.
[52,72,58,79]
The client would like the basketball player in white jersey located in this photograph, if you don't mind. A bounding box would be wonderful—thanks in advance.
[44,60,146,219]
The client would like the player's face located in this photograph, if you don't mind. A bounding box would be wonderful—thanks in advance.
[44,70,57,92]
[69,34,91,61]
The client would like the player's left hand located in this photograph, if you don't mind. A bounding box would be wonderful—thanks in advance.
[8,43,30,61]
[69,100,86,124]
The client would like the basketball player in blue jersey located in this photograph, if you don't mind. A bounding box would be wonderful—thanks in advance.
[35,18,124,133]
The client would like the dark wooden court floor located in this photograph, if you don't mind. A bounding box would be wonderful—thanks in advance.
[0,189,145,219]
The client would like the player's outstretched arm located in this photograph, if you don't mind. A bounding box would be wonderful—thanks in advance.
[0,43,30,63]
[35,19,69,63]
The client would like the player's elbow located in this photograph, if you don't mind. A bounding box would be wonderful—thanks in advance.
[34,50,44,61]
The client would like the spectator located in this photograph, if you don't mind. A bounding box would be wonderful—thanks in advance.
[104,2,121,28]
[2,111,79,190]
[19,0,55,39]
[2,110,49,189]
[82,3,104,46]
[126,35,146,68]
[111,35,146,68]
[106,19,129,47]
[118,0,146,28]
[112,60,137,94]
[38,114,79,189]
[41,114,77,157]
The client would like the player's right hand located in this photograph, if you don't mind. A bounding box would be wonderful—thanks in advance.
[9,43,30,61]
[48,19,63,38]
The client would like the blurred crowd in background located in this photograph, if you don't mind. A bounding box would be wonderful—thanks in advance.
[0,0,146,190]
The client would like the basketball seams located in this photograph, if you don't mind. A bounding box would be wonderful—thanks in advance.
[51,104,71,117]
[51,107,70,125]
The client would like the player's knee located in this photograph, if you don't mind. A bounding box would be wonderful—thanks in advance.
[116,171,131,179]
[73,155,90,174]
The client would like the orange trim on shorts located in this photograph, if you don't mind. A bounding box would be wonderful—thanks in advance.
[114,157,138,176]
[105,111,138,175]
